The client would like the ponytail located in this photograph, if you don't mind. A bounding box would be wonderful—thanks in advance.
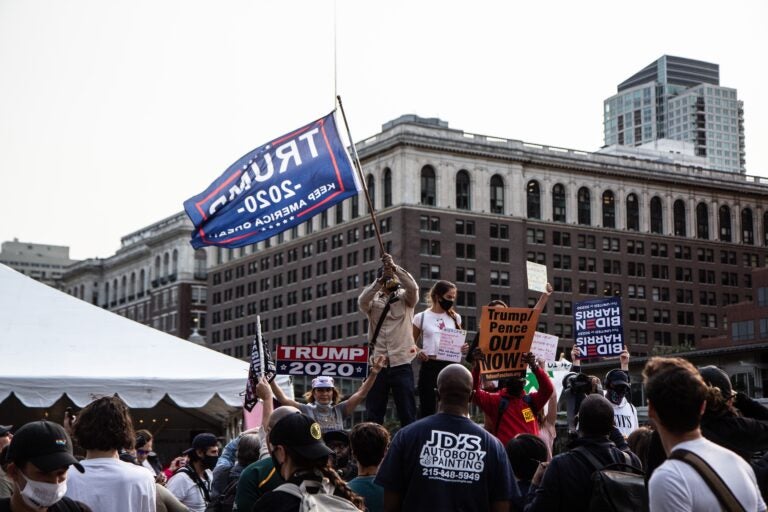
[319,465,366,510]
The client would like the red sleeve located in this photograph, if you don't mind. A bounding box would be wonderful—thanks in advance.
[529,366,554,412]
[471,365,499,416]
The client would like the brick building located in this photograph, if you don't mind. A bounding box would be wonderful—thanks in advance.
[207,114,768,400]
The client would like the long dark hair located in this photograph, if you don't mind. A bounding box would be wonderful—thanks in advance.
[427,280,461,329]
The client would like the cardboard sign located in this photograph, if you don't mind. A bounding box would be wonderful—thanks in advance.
[436,328,467,362]
[276,345,369,379]
[478,306,540,379]
[530,331,559,362]
[573,297,624,358]
[526,261,548,293]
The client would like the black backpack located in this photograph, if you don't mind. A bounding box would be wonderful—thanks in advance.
[573,446,648,512]
[205,477,238,512]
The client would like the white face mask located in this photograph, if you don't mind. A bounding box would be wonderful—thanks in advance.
[18,471,67,509]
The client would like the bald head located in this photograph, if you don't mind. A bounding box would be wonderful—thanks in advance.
[268,406,301,430]
[436,364,473,408]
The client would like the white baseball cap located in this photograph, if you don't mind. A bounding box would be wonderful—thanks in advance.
[311,376,335,389]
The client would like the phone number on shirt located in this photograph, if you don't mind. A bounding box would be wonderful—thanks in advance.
[422,468,480,481]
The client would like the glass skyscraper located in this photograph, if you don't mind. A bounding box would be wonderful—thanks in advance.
[604,55,745,173]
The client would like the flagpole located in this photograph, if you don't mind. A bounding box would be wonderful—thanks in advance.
[256,315,265,376]
[336,95,386,256]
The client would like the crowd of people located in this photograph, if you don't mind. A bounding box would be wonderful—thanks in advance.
[1,254,767,511]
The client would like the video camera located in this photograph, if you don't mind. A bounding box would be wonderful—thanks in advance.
[562,372,593,395]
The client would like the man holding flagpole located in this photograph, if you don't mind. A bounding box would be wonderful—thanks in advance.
[359,253,419,427]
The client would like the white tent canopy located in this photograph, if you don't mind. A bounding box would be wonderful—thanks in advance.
[0,264,250,414]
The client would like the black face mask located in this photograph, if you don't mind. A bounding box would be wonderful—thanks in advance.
[438,298,454,311]
[202,455,219,470]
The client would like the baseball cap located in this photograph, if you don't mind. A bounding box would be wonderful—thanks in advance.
[0,425,12,436]
[604,369,630,390]
[311,376,335,389]
[699,366,736,399]
[323,430,350,446]
[5,421,84,473]
[183,433,218,455]
[270,413,334,460]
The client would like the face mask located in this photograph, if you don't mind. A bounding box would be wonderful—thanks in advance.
[607,389,625,405]
[438,298,454,311]
[202,455,219,470]
[270,448,284,478]
[18,471,67,509]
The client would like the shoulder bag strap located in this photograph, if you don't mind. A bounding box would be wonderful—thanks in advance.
[572,446,606,472]
[369,292,398,351]
[179,466,211,504]
[669,449,746,512]
[274,482,304,499]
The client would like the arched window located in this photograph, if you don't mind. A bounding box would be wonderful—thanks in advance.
[79,284,85,300]
[383,168,392,207]
[112,278,118,302]
[163,252,170,277]
[129,272,136,297]
[154,256,161,281]
[577,187,591,225]
[351,194,359,218]
[105,282,110,305]
[602,190,615,228]
[194,249,207,279]
[673,199,687,237]
[696,202,709,239]
[456,170,471,210]
[490,175,504,214]
[650,196,663,234]
[719,205,732,242]
[552,184,566,223]
[366,174,375,212]
[763,212,768,246]
[626,193,639,231]
[120,276,126,301]
[420,165,436,206]
[172,249,179,276]
[139,269,146,294]
[526,180,541,219]
[742,207,754,245]
[335,203,344,224]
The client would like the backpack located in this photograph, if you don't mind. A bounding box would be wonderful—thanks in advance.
[205,477,238,512]
[274,479,360,512]
[573,446,648,512]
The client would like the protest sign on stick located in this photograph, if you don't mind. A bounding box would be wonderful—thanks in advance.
[573,297,624,359]
[478,307,540,380]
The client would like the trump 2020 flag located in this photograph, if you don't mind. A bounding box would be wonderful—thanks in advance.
[184,111,361,248]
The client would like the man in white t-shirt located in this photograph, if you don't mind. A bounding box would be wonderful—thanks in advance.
[66,396,156,512]
[166,432,219,512]
[643,357,766,512]
[603,368,638,438]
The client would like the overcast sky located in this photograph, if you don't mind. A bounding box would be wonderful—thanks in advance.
[1,0,766,259]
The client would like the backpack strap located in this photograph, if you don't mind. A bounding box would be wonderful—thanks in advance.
[494,396,510,436]
[573,446,642,474]
[177,466,211,504]
[369,292,399,352]
[274,482,304,499]
[669,449,746,512]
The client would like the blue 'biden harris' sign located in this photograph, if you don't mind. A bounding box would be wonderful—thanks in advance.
[184,112,361,248]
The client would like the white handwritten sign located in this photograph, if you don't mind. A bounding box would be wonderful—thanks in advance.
[436,328,467,363]
[530,331,559,362]
[526,261,548,293]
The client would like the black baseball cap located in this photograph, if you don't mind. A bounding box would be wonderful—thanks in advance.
[270,413,334,460]
[0,425,11,436]
[323,430,350,446]
[5,421,84,473]
[604,369,630,390]
[699,366,736,399]
[183,433,218,455]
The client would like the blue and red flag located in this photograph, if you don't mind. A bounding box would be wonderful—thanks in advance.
[184,111,361,248]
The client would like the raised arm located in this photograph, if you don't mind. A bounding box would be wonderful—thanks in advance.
[269,378,302,409]
[343,355,386,415]
[255,376,274,431]
[395,264,418,308]
[533,282,554,312]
